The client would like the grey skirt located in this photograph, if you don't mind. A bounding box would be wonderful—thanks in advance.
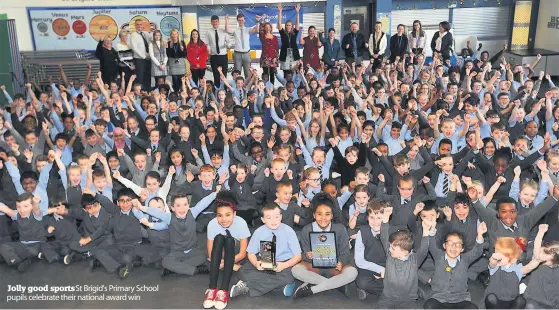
[168,57,187,76]
[280,49,295,70]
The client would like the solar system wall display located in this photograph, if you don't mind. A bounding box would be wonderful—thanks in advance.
[28,6,182,50]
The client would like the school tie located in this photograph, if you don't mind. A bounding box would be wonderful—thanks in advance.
[239,184,243,194]
[375,233,380,240]
[139,32,149,54]
[442,174,450,195]
[152,145,157,154]
[225,229,232,237]
[318,166,323,179]
[215,30,220,54]
[553,171,559,178]
[528,139,534,151]
[240,27,245,50]
[509,225,516,232]
[403,198,410,205]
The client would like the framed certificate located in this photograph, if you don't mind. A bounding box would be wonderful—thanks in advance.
[309,232,338,269]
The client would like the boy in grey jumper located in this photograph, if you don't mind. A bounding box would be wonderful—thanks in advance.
[375,206,433,309]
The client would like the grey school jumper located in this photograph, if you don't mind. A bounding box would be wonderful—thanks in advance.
[378,222,429,303]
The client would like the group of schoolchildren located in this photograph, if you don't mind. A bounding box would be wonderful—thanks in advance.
[1,30,559,310]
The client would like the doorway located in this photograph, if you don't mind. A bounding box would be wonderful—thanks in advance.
[342,0,376,41]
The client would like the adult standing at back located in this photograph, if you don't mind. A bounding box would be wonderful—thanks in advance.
[319,28,341,70]
[166,29,187,93]
[149,30,168,83]
[408,20,426,55]
[389,24,408,63]
[130,19,152,90]
[431,21,453,62]
[226,13,258,81]
[95,36,119,85]
[206,15,230,90]
[300,26,322,71]
[368,21,386,70]
[186,29,209,87]
[342,22,367,67]
[277,3,301,76]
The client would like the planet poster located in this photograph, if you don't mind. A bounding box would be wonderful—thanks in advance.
[28,6,182,50]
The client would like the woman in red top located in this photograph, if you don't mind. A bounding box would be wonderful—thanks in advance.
[258,19,279,84]
[186,29,209,87]
[300,26,322,71]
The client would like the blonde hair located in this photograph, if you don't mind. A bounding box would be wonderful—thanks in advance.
[519,179,538,193]
[546,150,559,163]
[495,237,526,262]
[303,167,320,180]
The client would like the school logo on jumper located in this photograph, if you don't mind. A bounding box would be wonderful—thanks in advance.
[548,16,559,29]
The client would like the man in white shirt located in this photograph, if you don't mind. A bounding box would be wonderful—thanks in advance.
[206,15,230,89]
[129,20,152,90]
[226,14,258,81]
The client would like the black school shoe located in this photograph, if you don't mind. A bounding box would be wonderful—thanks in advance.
[194,265,210,275]
[16,259,32,272]
[337,284,350,297]
[294,283,314,299]
[478,270,490,287]
[118,264,131,279]
[161,268,173,278]
[89,258,101,271]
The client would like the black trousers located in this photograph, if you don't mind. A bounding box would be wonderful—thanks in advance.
[262,67,275,85]
[424,298,477,309]
[171,75,182,93]
[485,294,526,309]
[134,58,152,90]
[191,69,206,87]
[236,209,259,227]
[210,55,228,89]
[209,234,235,290]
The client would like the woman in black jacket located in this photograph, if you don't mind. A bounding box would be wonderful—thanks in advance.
[430,21,453,61]
[277,3,301,76]
[95,37,119,85]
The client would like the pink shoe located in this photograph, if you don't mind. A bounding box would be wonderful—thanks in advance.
[203,288,218,309]
[214,290,229,310]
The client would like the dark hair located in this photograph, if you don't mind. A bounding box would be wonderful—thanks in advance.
[117,188,137,200]
[236,13,245,20]
[328,28,335,33]
[454,193,472,208]
[411,20,424,37]
[21,171,39,183]
[444,231,465,244]
[189,29,203,47]
[211,15,219,21]
[439,21,451,32]
[261,202,281,217]
[145,171,161,184]
[496,197,517,211]
[216,190,238,212]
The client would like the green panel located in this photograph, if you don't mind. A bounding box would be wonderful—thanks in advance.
[0,20,15,107]
[0,14,8,20]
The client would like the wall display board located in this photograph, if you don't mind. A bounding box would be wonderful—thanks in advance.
[28,6,181,50]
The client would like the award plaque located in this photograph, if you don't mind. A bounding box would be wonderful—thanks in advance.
[260,240,275,270]
[309,232,338,268]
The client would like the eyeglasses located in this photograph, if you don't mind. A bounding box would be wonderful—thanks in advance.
[118,198,132,203]
[445,241,463,249]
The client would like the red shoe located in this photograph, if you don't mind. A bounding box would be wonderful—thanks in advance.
[214,290,229,310]
[203,288,218,309]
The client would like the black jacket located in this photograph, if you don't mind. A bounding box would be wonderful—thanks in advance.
[430,31,453,60]
[341,32,367,58]
[389,34,408,63]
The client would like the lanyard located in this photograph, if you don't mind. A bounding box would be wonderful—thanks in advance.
[329,40,334,56]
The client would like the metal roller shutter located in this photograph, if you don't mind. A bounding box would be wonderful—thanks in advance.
[390,9,450,34]
[303,12,325,31]
[453,7,511,39]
